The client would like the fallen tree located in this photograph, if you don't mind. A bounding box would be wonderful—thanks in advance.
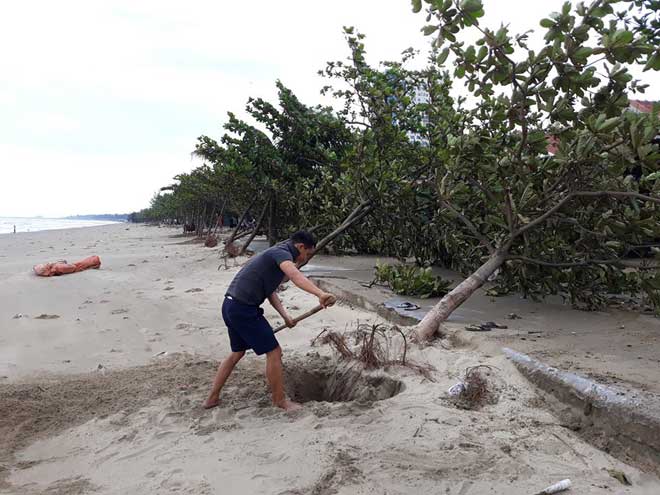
[411,0,660,340]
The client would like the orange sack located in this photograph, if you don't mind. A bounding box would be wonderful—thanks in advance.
[33,255,102,277]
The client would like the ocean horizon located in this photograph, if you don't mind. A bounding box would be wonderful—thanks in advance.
[0,217,123,235]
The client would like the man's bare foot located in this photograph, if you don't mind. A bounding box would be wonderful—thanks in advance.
[275,399,302,412]
[203,398,220,409]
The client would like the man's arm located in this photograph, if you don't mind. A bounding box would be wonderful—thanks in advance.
[267,292,295,328]
[279,261,336,308]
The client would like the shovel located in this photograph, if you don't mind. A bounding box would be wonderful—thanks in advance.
[273,300,334,334]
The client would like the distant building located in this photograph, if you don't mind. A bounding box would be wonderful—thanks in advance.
[383,69,431,146]
[407,85,430,146]
[629,99,660,115]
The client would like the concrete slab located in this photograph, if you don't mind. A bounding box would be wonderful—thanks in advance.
[504,348,660,476]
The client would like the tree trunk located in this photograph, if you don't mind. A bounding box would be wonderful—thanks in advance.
[415,250,507,341]
[239,197,271,255]
[206,204,217,237]
[300,201,373,268]
[227,198,257,245]
[196,205,207,237]
[267,193,277,246]
[314,201,373,254]
[212,199,227,236]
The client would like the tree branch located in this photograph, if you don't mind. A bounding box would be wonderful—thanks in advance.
[573,191,660,204]
[512,194,574,239]
[505,255,625,268]
[440,200,495,254]
[503,189,516,234]
[513,190,660,239]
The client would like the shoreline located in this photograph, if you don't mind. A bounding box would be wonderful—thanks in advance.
[0,219,124,236]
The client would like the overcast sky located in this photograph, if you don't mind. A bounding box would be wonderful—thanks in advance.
[1,1,658,217]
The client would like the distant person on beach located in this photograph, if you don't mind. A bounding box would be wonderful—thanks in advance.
[204,230,336,412]
[13,225,16,233]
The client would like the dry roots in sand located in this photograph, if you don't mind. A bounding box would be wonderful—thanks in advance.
[452,365,500,410]
[224,241,241,258]
[311,323,435,381]
[204,235,218,248]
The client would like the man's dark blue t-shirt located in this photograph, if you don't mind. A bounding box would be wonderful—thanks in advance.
[226,241,300,306]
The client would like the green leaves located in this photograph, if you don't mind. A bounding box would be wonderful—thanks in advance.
[374,262,451,298]
[411,0,422,13]
[422,24,439,35]
[459,0,483,15]
[574,46,593,60]
[465,45,476,63]
[644,50,660,71]
[592,114,621,133]
[436,47,450,65]
[540,18,555,28]
[477,45,488,62]
[610,29,634,46]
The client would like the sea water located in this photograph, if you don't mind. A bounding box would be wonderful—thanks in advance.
[0,217,121,234]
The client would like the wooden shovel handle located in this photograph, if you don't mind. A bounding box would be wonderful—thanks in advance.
[273,304,325,334]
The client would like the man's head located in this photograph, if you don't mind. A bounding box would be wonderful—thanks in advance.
[290,230,316,264]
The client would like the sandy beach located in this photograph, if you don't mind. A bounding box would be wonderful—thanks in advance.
[1,223,659,494]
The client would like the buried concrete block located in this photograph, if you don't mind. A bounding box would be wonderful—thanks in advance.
[503,347,660,475]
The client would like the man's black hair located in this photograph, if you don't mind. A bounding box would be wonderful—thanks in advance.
[290,230,316,248]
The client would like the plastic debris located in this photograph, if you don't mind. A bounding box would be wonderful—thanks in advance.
[447,382,466,397]
[396,301,420,311]
[534,479,571,494]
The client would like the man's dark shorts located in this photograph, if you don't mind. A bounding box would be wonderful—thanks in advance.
[222,297,279,355]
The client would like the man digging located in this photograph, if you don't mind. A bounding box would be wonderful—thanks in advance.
[204,231,336,411]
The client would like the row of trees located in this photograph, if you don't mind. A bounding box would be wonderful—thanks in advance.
[131,0,660,340]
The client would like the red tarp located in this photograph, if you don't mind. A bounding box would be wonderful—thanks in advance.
[33,255,101,277]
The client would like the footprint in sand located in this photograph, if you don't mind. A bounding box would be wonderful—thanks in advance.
[35,314,60,320]
[163,286,174,291]
[111,309,129,315]
[185,288,204,293]
[140,328,163,342]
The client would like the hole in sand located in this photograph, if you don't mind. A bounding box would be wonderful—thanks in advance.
[285,360,404,403]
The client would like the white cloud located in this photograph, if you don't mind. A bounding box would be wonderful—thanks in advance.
[0,143,200,217]
[15,111,81,133]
